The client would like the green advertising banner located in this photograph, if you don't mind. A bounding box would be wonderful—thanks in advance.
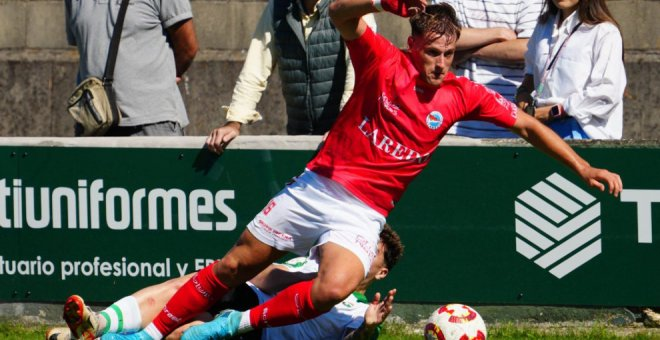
[0,137,658,307]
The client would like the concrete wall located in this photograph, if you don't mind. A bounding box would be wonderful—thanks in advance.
[0,0,658,138]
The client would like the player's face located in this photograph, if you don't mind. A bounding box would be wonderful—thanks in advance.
[365,242,388,283]
[408,33,456,87]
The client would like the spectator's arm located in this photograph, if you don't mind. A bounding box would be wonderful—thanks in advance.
[455,27,517,50]
[469,38,529,63]
[563,26,626,122]
[167,19,199,78]
[207,1,276,153]
[223,0,278,125]
[64,0,76,45]
[515,74,535,110]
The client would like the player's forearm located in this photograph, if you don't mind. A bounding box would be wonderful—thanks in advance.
[472,38,528,63]
[329,0,374,40]
[249,264,316,295]
[514,113,590,176]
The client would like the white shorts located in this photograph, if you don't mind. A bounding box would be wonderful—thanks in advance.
[246,170,385,276]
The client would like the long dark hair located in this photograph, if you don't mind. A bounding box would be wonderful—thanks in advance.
[539,0,620,28]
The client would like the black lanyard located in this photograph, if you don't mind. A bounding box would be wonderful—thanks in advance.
[546,22,582,71]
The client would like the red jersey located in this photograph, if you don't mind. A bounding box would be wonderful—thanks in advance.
[307,27,518,216]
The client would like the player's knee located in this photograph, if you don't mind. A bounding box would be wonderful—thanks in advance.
[215,256,240,277]
[213,255,252,286]
[312,283,353,311]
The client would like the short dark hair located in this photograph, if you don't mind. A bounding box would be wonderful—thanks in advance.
[380,223,404,270]
[409,3,461,42]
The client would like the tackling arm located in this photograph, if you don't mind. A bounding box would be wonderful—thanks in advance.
[343,289,397,340]
[248,263,317,295]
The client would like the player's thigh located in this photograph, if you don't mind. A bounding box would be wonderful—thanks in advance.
[312,243,369,310]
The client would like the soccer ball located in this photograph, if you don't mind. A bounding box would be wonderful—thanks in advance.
[424,304,487,340]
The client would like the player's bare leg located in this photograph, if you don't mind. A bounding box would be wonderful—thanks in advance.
[102,229,286,340]
[182,241,366,339]
[311,242,365,310]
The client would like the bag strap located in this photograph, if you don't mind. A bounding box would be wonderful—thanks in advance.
[103,0,129,84]
[103,0,130,124]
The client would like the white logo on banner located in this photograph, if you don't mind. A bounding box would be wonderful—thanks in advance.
[514,173,601,279]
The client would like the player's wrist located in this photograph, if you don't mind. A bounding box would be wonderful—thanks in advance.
[373,0,410,17]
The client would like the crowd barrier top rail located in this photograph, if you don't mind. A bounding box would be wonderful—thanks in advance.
[0,136,658,150]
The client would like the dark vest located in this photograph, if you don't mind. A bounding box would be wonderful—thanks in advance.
[273,0,347,135]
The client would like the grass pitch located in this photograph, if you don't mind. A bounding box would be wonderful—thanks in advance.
[3,320,660,339]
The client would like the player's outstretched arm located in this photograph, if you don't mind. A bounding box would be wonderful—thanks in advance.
[329,0,426,40]
[344,289,397,340]
[510,111,623,197]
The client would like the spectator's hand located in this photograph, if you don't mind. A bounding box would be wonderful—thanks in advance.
[515,91,533,111]
[533,105,552,123]
[206,121,241,154]
[578,166,623,197]
[364,289,396,328]
[495,27,517,42]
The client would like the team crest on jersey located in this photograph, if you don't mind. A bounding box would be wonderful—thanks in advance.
[426,111,443,130]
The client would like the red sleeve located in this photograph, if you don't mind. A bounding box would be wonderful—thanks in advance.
[461,80,518,128]
[345,27,399,83]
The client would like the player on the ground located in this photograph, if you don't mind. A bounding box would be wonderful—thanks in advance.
[49,226,402,340]
[90,1,622,339]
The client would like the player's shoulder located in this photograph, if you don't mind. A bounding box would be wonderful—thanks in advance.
[442,74,478,91]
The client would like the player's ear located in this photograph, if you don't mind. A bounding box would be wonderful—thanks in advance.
[407,36,415,50]
[375,267,389,280]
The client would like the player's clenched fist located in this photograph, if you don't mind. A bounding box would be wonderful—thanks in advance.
[373,0,427,17]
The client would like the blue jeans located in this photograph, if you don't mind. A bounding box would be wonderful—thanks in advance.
[548,117,590,139]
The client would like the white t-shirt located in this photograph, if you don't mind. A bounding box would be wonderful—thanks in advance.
[65,0,191,127]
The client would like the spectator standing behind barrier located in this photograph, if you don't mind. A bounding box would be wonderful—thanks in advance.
[206,0,376,152]
[515,0,625,139]
[437,0,543,138]
[65,0,198,136]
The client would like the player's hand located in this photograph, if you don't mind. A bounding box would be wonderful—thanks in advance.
[381,0,426,17]
[206,121,241,154]
[364,288,396,327]
[578,166,623,197]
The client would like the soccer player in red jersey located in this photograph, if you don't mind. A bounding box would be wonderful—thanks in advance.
[105,1,623,339]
